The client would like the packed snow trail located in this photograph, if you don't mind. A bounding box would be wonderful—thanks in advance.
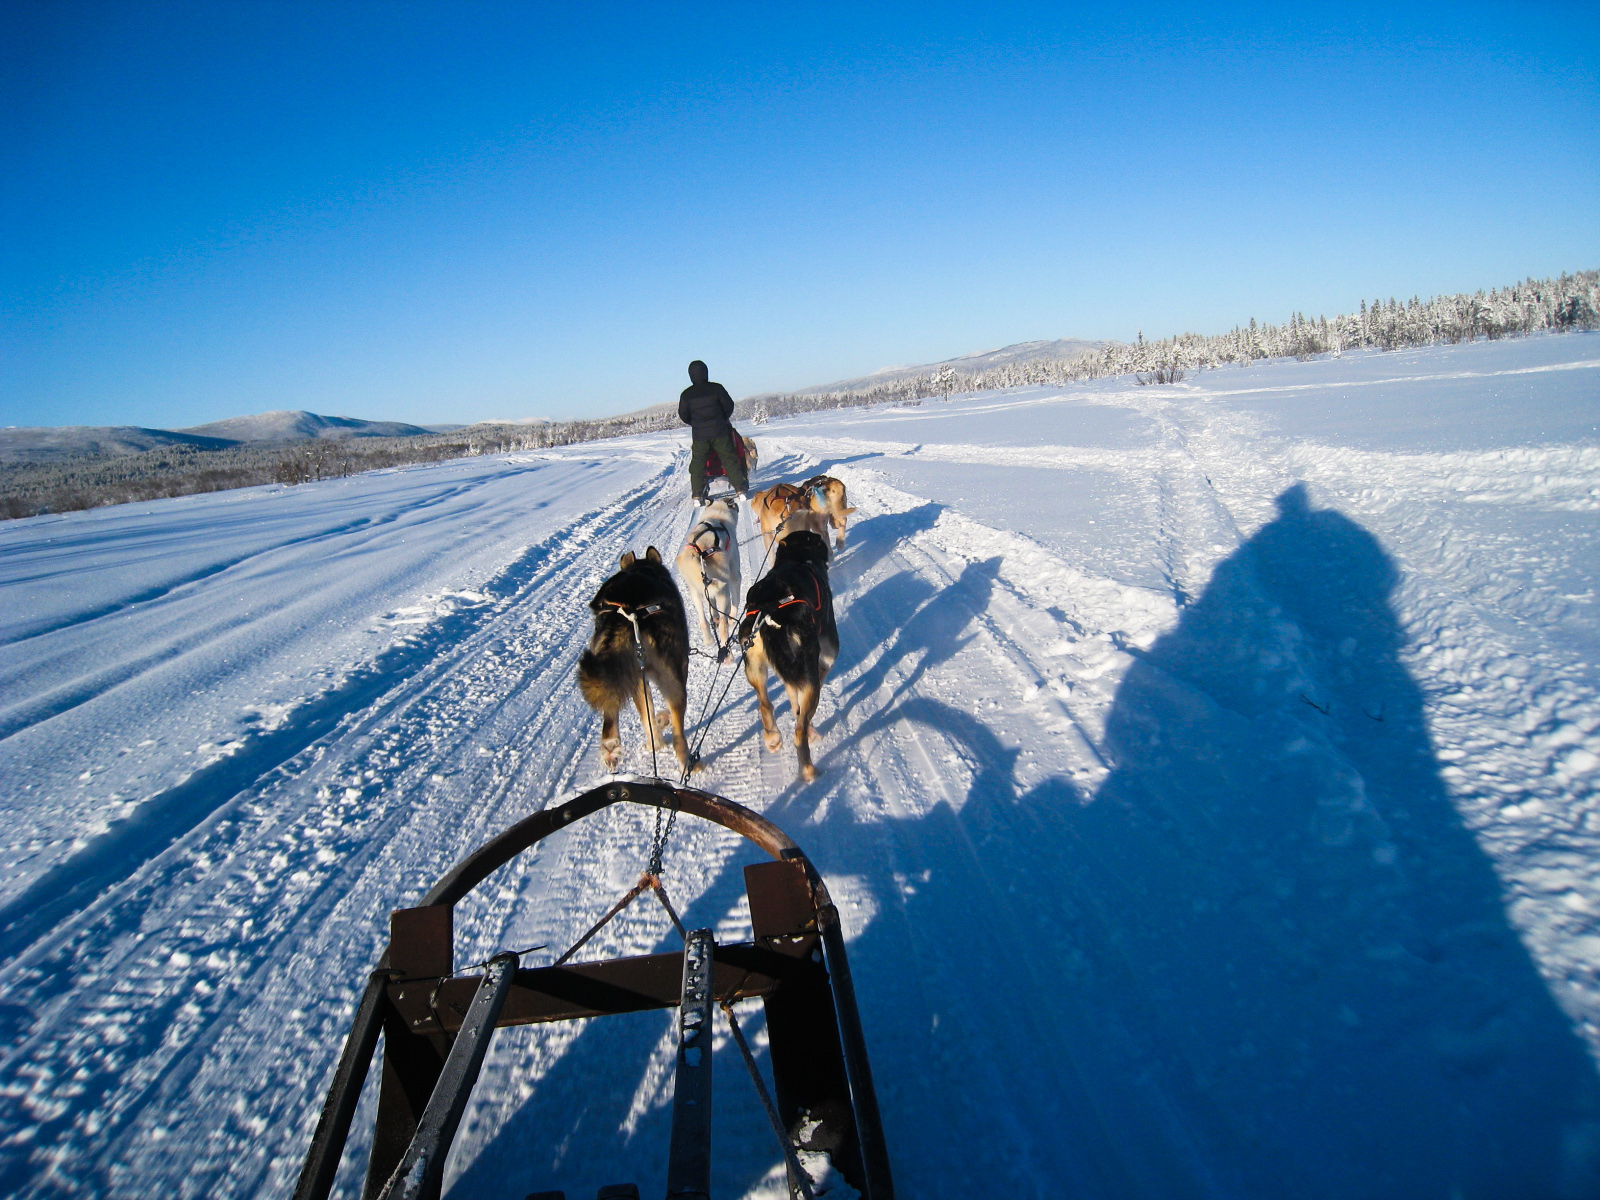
[1,335,1598,1198]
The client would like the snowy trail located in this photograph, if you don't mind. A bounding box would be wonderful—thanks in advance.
[2,336,1599,1198]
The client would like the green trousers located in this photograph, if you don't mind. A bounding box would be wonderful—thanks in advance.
[689,433,747,497]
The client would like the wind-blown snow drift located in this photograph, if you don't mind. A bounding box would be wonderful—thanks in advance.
[1,335,1598,1198]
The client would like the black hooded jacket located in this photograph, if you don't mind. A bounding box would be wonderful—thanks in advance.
[678,360,736,438]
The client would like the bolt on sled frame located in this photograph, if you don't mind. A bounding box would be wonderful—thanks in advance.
[293,780,894,1200]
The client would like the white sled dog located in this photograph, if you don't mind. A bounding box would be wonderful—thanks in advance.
[676,497,742,656]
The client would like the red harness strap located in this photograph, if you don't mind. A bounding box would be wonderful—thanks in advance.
[745,567,823,621]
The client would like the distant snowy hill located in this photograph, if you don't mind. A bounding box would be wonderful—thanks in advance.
[0,410,436,464]
[176,409,432,443]
[787,335,1104,395]
[0,425,237,464]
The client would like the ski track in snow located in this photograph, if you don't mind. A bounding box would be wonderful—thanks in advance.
[1,336,1599,1198]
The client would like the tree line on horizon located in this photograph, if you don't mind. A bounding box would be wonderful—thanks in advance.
[737,269,1599,419]
[3,269,1595,521]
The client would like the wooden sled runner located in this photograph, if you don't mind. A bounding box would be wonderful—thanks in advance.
[293,780,894,1200]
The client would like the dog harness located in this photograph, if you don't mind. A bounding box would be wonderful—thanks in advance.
[684,524,729,558]
[602,598,669,673]
[602,599,668,619]
[742,565,824,626]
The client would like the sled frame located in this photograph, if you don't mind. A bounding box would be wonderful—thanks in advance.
[704,429,750,481]
[293,780,893,1200]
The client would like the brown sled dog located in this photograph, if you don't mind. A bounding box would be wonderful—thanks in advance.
[752,482,828,551]
[578,547,696,774]
[801,474,857,548]
[737,529,838,782]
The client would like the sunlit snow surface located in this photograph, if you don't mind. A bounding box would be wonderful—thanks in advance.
[2,335,1599,1199]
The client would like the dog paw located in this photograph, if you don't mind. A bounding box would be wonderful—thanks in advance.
[800,763,819,782]
[601,741,622,770]
[764,730,782,752]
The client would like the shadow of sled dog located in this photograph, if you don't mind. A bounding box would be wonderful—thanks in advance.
[578,547,697,774]
[737,529,837,782]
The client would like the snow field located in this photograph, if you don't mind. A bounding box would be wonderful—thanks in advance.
[0,334,1597,1197]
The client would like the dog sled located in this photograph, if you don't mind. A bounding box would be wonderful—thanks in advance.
[293,780,893,1200]
[703,429,752,482]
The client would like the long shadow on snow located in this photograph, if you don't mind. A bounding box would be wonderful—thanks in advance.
[834,556,999,712]
[822,500,943,586]
[829,483,1600,1199]
[448,484,1600,1200]
[443,843,781,1200]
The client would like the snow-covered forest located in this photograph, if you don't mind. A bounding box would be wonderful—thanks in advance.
[0,412,681,521]
[741,269,1600,419]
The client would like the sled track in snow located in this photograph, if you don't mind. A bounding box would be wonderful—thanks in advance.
[0,468,680,972]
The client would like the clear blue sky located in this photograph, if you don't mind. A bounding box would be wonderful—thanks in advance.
[3,1,1597,429]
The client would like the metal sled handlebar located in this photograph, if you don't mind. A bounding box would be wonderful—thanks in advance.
[420,782,804,908]
[293,779,893,1200]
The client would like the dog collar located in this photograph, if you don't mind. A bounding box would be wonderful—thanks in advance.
[603,600,668,618]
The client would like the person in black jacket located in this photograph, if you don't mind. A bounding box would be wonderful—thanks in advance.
[678,359,748,500]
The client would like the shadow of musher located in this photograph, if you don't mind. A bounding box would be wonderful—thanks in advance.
[848,483,1600,1198]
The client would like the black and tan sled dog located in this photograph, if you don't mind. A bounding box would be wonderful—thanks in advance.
[737,529,838,782]
[578,547,696,774]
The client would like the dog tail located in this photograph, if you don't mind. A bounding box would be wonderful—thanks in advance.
[577,647,638,710]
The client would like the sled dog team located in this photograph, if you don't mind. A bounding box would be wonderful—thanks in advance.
[577,476,856,782]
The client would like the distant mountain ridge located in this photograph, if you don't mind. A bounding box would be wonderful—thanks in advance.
[0,426,238,464]
[177,410,432,443]
[1,410,434,464]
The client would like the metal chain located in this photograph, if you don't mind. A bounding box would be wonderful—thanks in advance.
[647,795,678,877]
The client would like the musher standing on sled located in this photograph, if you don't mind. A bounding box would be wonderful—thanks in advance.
[679,359,748,502]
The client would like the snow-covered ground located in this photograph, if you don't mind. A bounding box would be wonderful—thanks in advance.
[2,334,1598,1199]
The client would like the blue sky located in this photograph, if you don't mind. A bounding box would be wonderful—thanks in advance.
[3,1,1597,429]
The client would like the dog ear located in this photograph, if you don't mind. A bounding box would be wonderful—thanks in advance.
[645,546,662,563]
[620,551,637,568]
